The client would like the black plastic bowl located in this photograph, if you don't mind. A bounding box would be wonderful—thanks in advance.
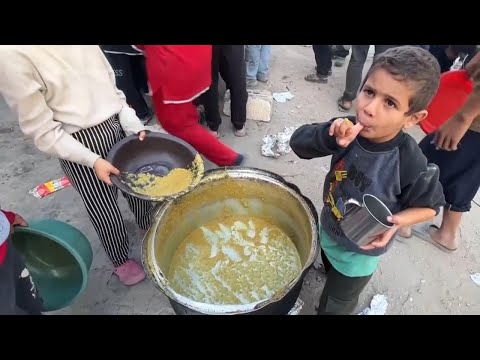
[106,132,203,202]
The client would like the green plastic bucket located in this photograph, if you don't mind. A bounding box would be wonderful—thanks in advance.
[11,219,93,312]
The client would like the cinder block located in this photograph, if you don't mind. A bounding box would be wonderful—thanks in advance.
[223,89,273,122]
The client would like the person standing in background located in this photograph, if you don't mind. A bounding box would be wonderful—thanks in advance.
[245,45,272,87]
[429,45,477,73]
[101,45,153,124]
[337,45,397,112]
[201,45,248,137]
[404,50,480,253]
[137,45,245,166]
[331,45,350,67]
[304,45,332,84]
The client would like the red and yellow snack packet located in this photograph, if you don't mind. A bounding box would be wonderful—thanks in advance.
[29,176,71,199]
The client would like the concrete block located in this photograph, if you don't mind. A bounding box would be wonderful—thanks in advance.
[223,89,273,122]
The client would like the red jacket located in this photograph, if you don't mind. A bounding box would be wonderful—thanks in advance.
[0,210,14,265]
[136,45,212,104]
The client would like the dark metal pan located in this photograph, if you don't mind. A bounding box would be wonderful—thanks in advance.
[106,132,204,202]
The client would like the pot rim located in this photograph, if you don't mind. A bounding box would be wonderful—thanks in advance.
[362,194,394,228]
[142,167,319,315]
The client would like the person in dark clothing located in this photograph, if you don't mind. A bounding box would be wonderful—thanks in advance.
[331,45,350,67]
[137,45,245,166]
[200,45,248,137]
[305,45,333,83]
[290,46,445,314]
[305,46,351,83]
[402,49,480,254]
[429,45,477,73]
[101,45,153,124]
[0,209,44,315]
[337,45,397,112]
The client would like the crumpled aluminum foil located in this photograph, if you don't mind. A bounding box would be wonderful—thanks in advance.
[288,298,304,315]
[358,294,388,315]
[261,134,278,157]
[261,126,297,158]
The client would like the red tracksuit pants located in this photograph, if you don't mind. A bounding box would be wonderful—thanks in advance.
[153,97,239,166]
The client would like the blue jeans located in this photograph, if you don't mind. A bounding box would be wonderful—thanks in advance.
[245,45,272,80]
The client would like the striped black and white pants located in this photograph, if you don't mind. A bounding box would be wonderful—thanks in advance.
[59,115,153,267]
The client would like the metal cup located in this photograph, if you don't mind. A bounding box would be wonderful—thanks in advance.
[339,194,394,247]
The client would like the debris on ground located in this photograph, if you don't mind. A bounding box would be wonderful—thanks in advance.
[273,91,294,103]
[261,135,278,157]
[358,294,388,315]
[261,127,297,158]
[288,298,304,315]
[30,176,71,199]
[402,293,411,305]
[470,273,480,286]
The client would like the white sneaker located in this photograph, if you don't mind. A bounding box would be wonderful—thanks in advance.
[208,128,220,138]
[234,125,247,137]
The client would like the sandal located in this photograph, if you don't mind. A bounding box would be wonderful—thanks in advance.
[305,73,328,83]
[337,96,352,112]
[411,223,457,254]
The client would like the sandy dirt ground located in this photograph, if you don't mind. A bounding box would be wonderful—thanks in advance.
[1,45,478,314]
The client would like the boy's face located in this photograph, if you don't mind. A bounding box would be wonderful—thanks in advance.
[356,68,428,143]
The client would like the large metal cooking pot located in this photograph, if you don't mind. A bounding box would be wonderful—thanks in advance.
[142,167,319,315]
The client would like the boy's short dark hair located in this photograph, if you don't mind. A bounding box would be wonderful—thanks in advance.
[361,46,441,115]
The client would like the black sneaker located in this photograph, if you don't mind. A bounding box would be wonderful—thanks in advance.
[233,154,246,166]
